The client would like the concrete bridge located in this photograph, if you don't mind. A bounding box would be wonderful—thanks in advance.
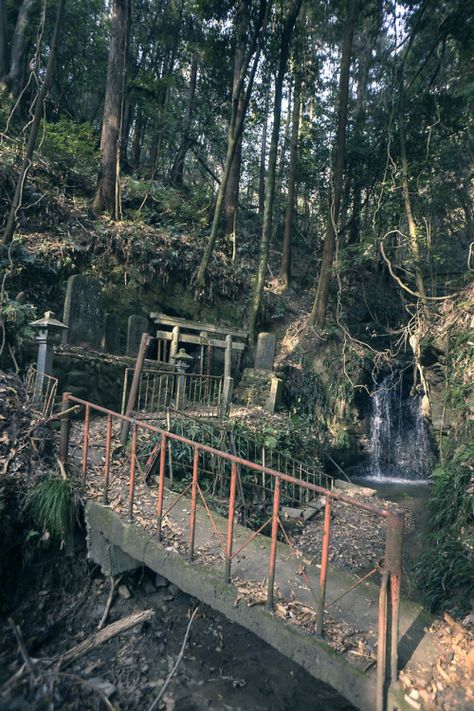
[59,394,435,711]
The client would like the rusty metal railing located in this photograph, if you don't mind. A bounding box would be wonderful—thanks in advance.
[121,368,224,418]
[59,394,403,711]
[24,367,58,418]
[133,410,333,502]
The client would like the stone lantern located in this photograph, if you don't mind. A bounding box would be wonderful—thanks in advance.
[29,311,68,396]
[170,347,193,409]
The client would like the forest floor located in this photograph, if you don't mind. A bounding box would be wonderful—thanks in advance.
[0,553,354,711]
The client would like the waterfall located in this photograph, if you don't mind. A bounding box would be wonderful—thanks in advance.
[368,373,433,481]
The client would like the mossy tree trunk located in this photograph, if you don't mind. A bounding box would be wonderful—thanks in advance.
[92,0,128,219]
[308,0,356,329]
[280,67,302,288]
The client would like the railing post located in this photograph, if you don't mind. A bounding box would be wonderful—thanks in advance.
[266,475,281,609]
[188,447,199,561]
[103,414,112,505]
[385,511,404,684]
[156,433,167,539]
[82,403,90,484]
[225,462,238,582]
[224,335,232,378]
[128,424,137,523]
[120,333,150,446]
[376,571,389,711]
[59,392,72,464]
[316,497,332,636]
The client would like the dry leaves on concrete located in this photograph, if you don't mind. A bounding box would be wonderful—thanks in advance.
[400,613,474,710]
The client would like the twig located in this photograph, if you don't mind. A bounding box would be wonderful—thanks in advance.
[147,606,199,711]
[8,618,37,681]
[56,609,154,668]
[97,575,122,630]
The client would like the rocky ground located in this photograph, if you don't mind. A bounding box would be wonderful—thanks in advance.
[0,554,354,711]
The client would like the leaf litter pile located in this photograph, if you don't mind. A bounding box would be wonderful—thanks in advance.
[400,613,474,710]
[289,492,414,575]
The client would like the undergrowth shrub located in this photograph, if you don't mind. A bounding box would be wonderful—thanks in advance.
[416,442,474,615]
[25,477,79,547]
[40,118,98,179]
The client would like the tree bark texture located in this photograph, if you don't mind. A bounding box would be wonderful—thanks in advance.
[248,0,303,346]
[0,0,7,81]
[308,0,356,328]
[3,0,66,246]
[280,69,301,287]
[399,85,427,310]
[258,83,270,220]
[223,0,249,238]
[8,0,36,98]
[92,0,128,218]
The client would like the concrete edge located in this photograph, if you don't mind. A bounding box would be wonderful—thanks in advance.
[86,500,378,710]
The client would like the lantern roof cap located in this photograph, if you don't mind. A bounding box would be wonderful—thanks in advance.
[30,310,68,330]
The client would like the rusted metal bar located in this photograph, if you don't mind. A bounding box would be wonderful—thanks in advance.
[390,572,401,684]
[231,517,273,559]
[316,497,332,636]
[376,571,389,711]
[267,476,281,610]
[103,414,112,505]
[59,392,72,464]
[128,424,137,522]
[197,484,225,548]
[156,432,167,539]
[384,510,404,685]
[120,333,151,446]
[82,403,90,484]
[225,462,237,582]
[188,447,199,561]
[62,395,393,518]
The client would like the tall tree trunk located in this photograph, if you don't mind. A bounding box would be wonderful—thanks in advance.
[258,83,270,220]
[348,0,381,244]
[92,0,128,218]
[308,0,356,329]
[248,0,303,346]
[399,85,427,310]
[3,0,66,246]
[280,69,301,287]
[223,0,249,238]
[196,0,269,289]
[0,0,7,82]
[169,55,198,187]
[8,0,36,98]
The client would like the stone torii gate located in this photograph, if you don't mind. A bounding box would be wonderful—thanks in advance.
[150,312,248,379]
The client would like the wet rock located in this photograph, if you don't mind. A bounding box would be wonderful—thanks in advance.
[155,574,169,589]
[168,583,180,596]
[142,578,156,594]
[118,584,132,599]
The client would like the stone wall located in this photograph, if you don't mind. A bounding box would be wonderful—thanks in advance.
[53,346,173,411]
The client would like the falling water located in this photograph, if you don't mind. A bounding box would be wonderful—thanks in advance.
[368,373,433,482]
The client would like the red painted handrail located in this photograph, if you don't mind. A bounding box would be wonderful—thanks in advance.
[59,392,403,711]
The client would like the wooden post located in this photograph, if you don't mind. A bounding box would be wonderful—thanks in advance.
[170,326,180,360]
[120,333,151,446]
[224,334,232,378]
